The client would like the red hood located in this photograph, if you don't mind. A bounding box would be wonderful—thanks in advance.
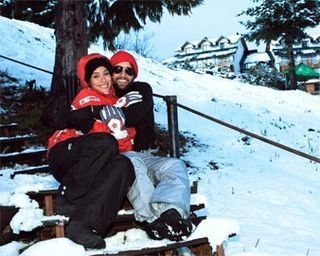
[77,53,104,88]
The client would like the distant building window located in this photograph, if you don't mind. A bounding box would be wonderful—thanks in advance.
[302,39,308,48]
[202,44,209,51]
[220,42,225,49]
[296,56,301,63]
[201,41,211,52]
[184,45,192,54]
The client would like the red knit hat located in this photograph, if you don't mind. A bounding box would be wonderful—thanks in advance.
[110,50,138,78]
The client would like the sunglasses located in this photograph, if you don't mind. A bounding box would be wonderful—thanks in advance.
[113,66,135,76]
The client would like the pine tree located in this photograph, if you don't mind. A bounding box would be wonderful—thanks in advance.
[0,0,56,28]
[239,0,320,90]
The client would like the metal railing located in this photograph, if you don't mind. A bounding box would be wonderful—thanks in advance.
[154,94,320,164]
[0,54,53,74]
[0,54,78,105]
[2,54,319,163]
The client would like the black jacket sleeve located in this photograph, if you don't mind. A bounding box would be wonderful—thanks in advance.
[116,81,156,151]
[120,82,154,127]
[57,106,102,134]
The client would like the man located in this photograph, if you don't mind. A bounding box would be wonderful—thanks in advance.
[108,51,193,242]
[110,51,156,152]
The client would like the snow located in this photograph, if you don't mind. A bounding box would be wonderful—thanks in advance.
[20,238,85,256]
[0,16,320,256]
[244,52,270,64]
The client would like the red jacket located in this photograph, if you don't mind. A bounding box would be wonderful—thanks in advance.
[47,53,135,153]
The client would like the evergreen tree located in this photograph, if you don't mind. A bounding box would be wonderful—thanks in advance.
[239,0,320,90]
[0,0,56,28]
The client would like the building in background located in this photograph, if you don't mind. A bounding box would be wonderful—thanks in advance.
[271,33,320,73]
[233,38,274,74]
[163,35,241,76]
[163,33,320,78]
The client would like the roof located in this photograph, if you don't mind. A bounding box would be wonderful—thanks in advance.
[175,34,241,52]
[244,52,271,64]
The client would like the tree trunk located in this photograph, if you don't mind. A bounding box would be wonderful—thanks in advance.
[41,0,87,129]
[286,37,297,90]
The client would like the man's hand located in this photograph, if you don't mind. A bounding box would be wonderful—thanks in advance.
[100,105,128,139]
[114,91,142,108]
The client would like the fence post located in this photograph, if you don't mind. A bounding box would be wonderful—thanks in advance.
[165,95,180,158]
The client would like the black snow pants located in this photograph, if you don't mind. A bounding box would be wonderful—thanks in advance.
[47,132,135,236]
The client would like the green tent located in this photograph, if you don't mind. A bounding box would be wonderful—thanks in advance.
[285,63,319,80]
[295,63,319,78]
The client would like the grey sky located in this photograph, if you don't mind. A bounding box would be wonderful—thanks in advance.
[143,0,253,60]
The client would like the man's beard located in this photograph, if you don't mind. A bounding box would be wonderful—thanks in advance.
[114,79,131,90]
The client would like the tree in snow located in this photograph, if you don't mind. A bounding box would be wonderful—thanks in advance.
[240,62,286,89]
[115,31,156,58]
[0,0,56,27]
[239,0,320,90]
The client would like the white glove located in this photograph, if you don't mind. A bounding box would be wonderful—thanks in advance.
[114,91,142,108]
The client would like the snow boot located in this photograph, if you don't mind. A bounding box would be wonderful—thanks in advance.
[66,220,106,249]
[145,208,194,241]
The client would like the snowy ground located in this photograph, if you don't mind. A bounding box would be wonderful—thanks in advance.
[0,16,320,256]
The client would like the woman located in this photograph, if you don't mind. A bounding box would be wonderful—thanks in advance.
[47,53,136,249]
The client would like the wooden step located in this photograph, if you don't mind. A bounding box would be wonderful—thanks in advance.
[0,203,209,253]
[0,135,39,143]
[31,210,206,241]
[0,134,39,153]
[26,180,201,217]
[0,206,206,241]
[0,123,18,137]
[27,189,58,216]
[0,148,47,166]
[107,205,206,236]
[26,189,205,217]
[1,223,218,255]
[99,237,214,256]
[10,165,50,179]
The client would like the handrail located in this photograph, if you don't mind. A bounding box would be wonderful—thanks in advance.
[154,94,320,164]
[0,54,78,104]
[0,54,53,74]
